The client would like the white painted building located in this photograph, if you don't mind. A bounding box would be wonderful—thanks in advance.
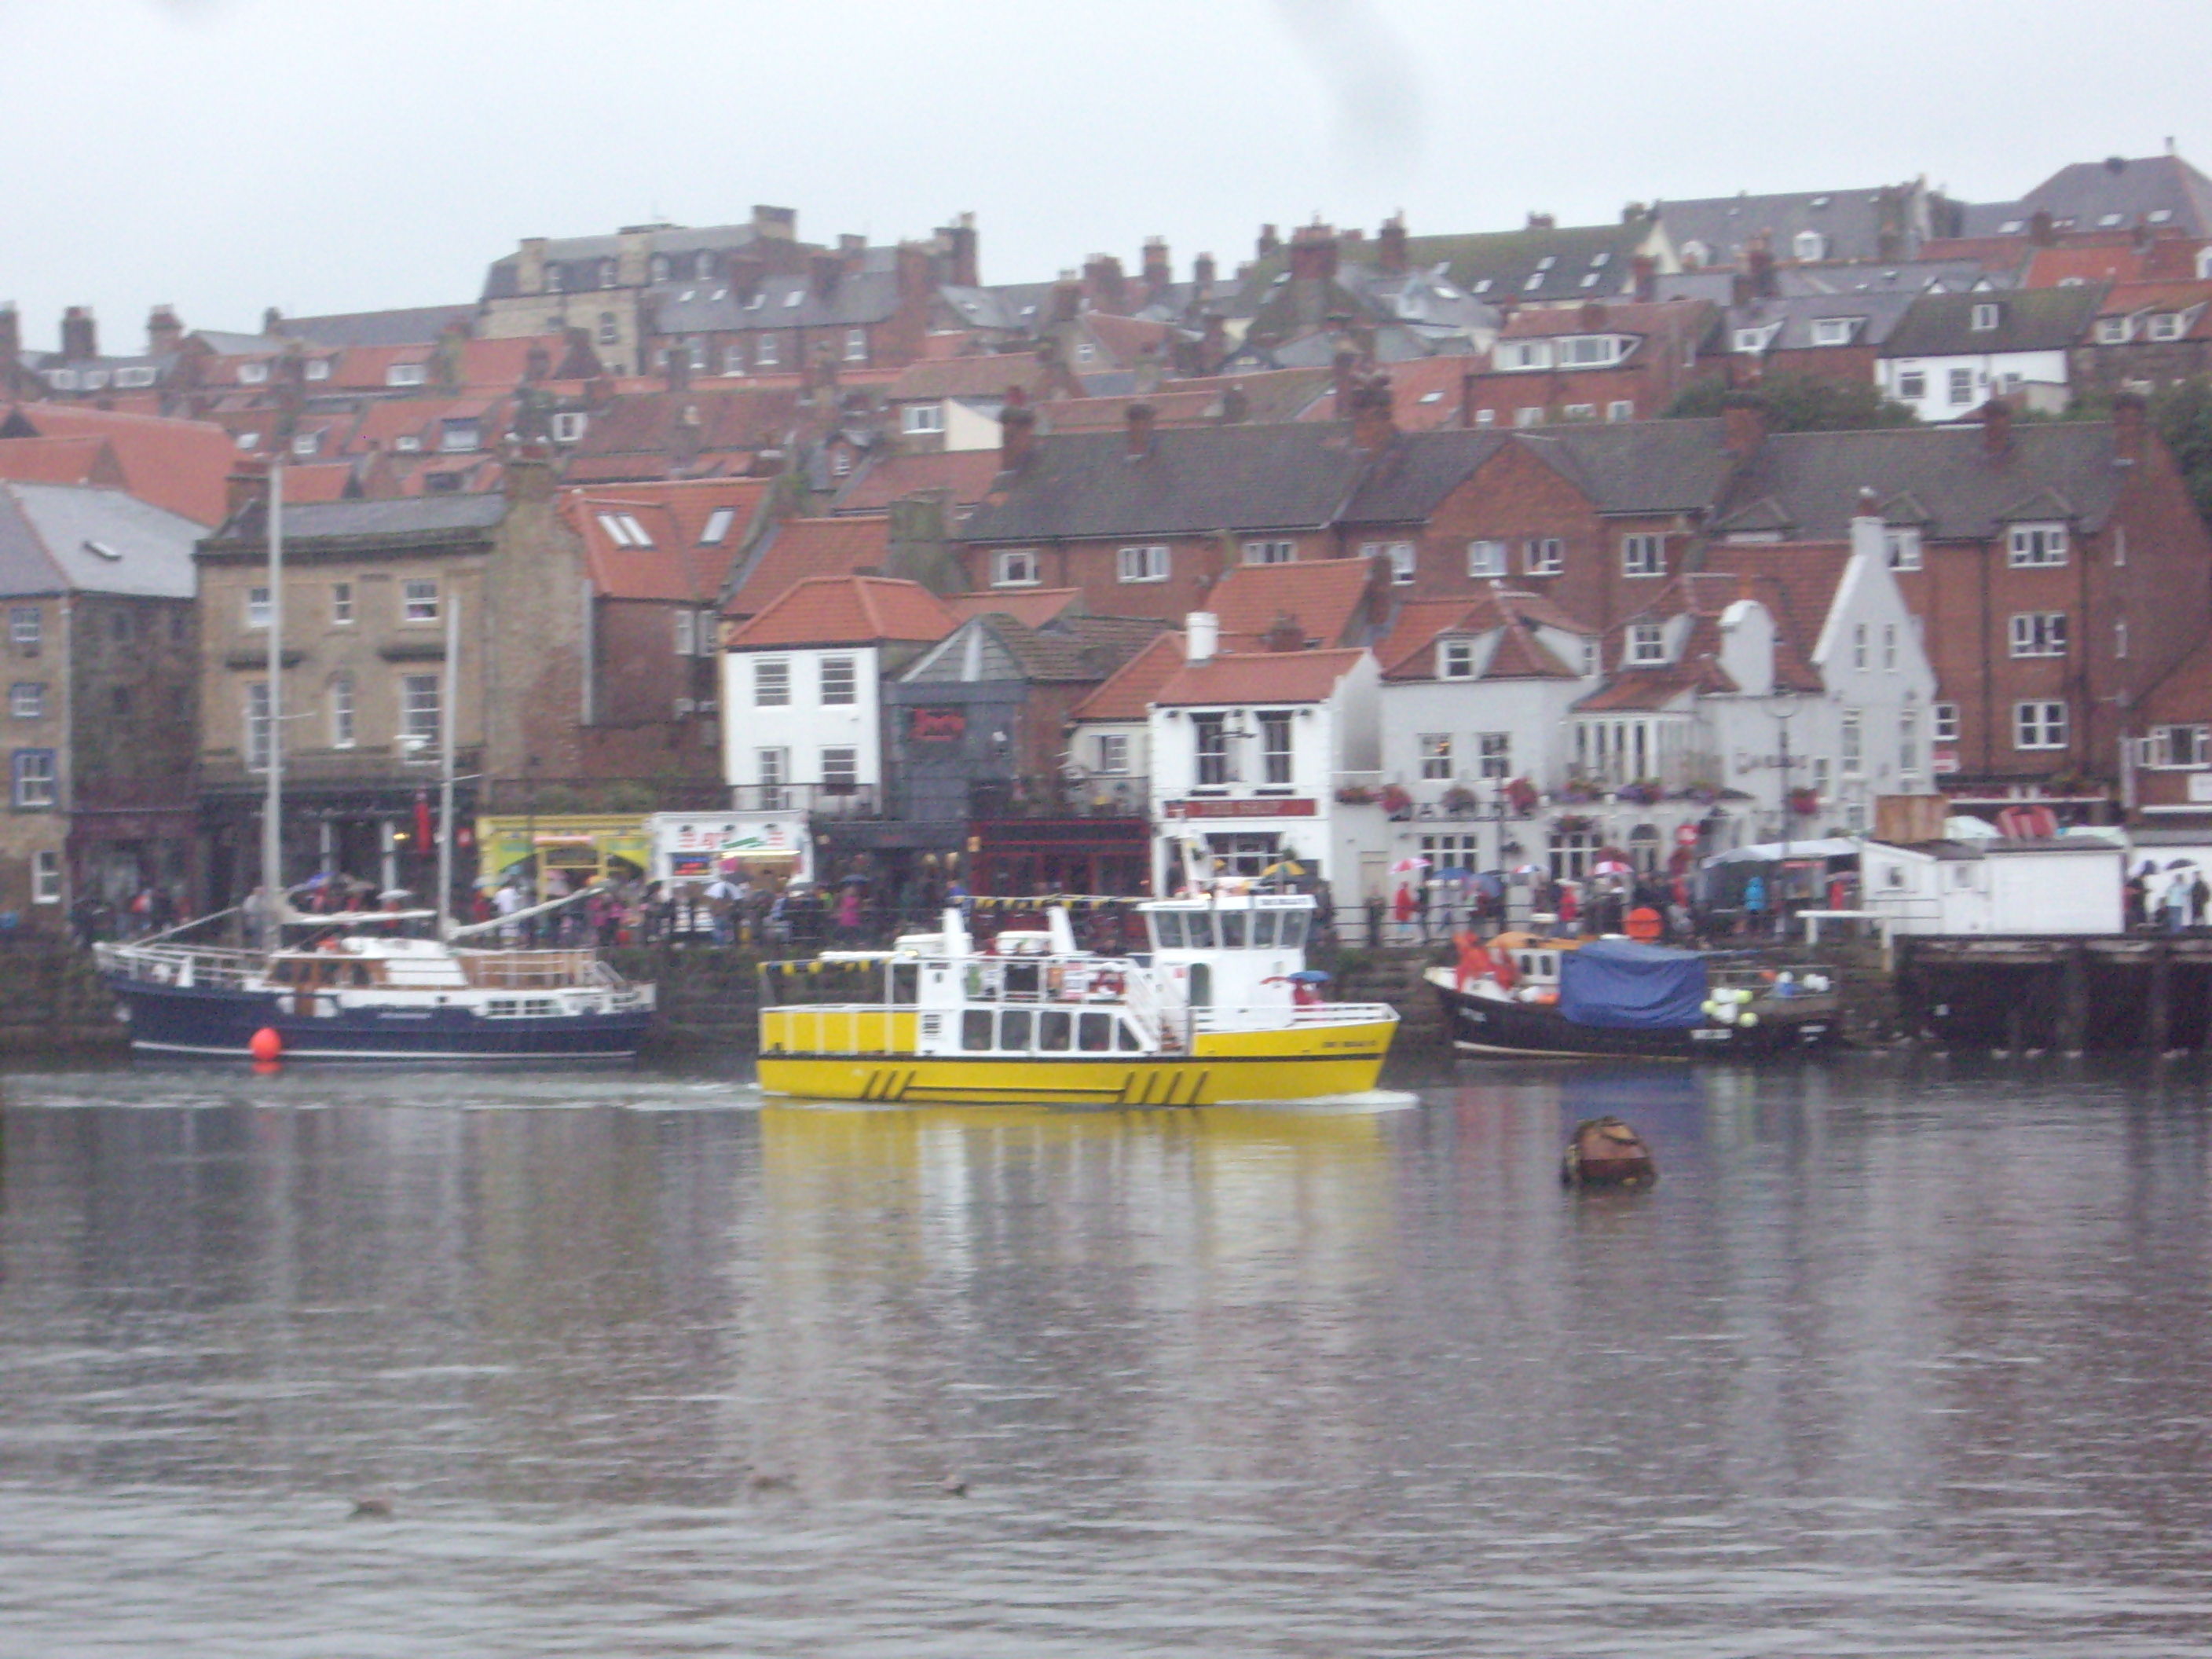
[1860,837,2123,935]
[1144,614,1382,894]
[1876,289,2102,423]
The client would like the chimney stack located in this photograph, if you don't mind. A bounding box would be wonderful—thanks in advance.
[0,303,19,371]
[810,250,842,299]
[1631,255,1657,302]
[1262,610,1305,654]
[936,212,980,287]
[665,342,690,392]
[1050,276,1083,325]
[1979,397,2015,461]
[1125,401,1156,460]
[60,306,97,362]
[262,306,283,339]
[1217,383,1249,425]
[1526,212,1556,231]
[1083,253,1126,313]
[1192,251,1217,296]
[504,438,556,503]
[2029,208,2056,247]
[1377,212,1409,275]
[1331,347,1361,418]
[1141,236,1170,296]
[1287,223,1339,284]
[1185,610,1220,664]
[1350,372,1397,452]
[146,305,184,357]
[1721,394,1767,460]
[225,455,270,522]
[1257,224,1280,260]
[2112,390,2148,460]
[999,398,1037,473]
[1199,313,1228,375]
[1747,235,1778,299]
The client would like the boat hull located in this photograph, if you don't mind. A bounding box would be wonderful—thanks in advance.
[105,977,653,1062]
[1434,980,1837,1060]
[757,1019,1397,1104]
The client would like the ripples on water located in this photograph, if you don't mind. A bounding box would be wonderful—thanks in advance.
[2,1056,2210,1656]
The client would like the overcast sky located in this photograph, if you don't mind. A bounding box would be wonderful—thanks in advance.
[3,0,2210,351]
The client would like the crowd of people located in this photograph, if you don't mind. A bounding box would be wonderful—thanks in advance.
[2127,862,2212,932]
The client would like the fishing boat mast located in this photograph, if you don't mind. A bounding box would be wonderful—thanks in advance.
[436,591,459,939]
[261,462,284,921]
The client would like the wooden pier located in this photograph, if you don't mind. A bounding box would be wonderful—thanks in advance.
[1895,936,2212,1053]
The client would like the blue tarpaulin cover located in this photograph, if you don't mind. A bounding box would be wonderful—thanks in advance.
[1557,939,1710,1030]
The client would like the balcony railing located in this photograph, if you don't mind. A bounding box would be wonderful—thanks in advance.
[968,777,1151,819]
[727,782,886,817]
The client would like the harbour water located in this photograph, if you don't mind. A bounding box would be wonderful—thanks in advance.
[2,1056,2210,1657]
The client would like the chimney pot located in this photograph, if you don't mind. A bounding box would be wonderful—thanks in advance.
[1257,224,1280,260]
[145,305,184,357]
[1192,251,1217,295]
[1721,394,1767,459]
[1125,401,1157,460]
[1630,255,1657,302]
[1185,610,1219,664]
[1980,397,2014,460]
[60,306,97,363]
[999,403,1037,473]
[1377,212,1409,275]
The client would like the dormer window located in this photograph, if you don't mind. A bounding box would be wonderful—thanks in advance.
[2097,316,2136,344]
[386,362,427,387]
[1970,302,2001,332]
[1810,317,1858,346]
[694,252,714,280]
[114,365,157,388]
[1734,325,1780,354]
[782,291,804,308]
[2097,213,2125,229]
[304,358,330,381]
[1626,622,1667,666]
[1494,339,1554,371]
[599,258,618,289]
[291,432,318,459]
[1438,639,1475,679]
[650,255,672,282]
[745,291,765,310]
[2009,523,2068,567]
[2149,312,2188,341]
[1885,527,1922,570]
[238,361,269,384]
[1793,230,1827,261]
[1679,240,1709,268]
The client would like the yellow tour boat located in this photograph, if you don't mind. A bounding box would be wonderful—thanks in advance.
[757,891,1397,1105]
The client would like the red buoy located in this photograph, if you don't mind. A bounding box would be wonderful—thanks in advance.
[249,1027,284,1063]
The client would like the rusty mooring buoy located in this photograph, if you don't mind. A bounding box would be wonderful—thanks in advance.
[1561,1117,1657,1189]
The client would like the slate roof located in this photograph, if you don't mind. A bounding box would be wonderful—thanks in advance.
[482,221,786,300]
[1227,221,1656,313]
[1207,558,1375,647]
[1071,631,1186,721]
[1152,646,1368,707]
[828,449,1009,520]
[905,612,1170,685]
[0,482,203,599]
[1717,289,1919,350]
[276,306,478,350]
[650,268,910,336]
[960,423,1368,543]
[1711,423,2123,540]
[724,575,959,650]
[1879,286,2106,357]
[1299,356,1478,429]
[206,492,507,551]
[723,515,894,616]
[1654,184,1925,266]
[1515,419,1738,515]
[1963,154,2212,240]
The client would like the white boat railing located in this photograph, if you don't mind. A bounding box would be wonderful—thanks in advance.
[94,940,265,991]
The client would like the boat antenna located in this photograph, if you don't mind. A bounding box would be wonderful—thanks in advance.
[261,460,284,924]
[435,591,459,939]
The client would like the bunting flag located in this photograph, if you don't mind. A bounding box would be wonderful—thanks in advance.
[414,791,434,852]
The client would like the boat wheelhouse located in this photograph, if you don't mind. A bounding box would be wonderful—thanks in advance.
[757,891,1396,1104]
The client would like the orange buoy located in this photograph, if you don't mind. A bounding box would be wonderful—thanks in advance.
[249,1027,284,1063]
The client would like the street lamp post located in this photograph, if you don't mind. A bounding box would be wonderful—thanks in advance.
[1767,693,1802,937]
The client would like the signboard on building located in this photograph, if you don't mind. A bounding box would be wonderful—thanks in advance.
[1164,798,1317,819]
[910,708,968,742]
[650,811,809,882]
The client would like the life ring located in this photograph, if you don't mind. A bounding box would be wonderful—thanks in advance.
[1093,969,1124,997]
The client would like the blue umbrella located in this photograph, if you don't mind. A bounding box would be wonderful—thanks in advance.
[1289,969,1332,983]
[1435,866,1474,881]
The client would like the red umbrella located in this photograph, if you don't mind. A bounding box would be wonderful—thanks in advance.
[414,790,434,852]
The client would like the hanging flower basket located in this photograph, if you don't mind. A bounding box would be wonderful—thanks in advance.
[1379,784,1413,818]
[1441,785,1478,816]
[1335,785,1375,805]
[1787,786,1820,816]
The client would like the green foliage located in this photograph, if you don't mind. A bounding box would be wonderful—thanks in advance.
[1663,372,1918,431]
[2148,379,2212,531]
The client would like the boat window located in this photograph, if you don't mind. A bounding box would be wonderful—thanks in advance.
[350,964,372,987]
[270,959,295,983]
[1117,1019,1144,1052]
[1153,911,1185,949]
[961,1009,994,1050]
[1038,1009,1073,1051]
[999,1009,1033,1051]
[1188,962,1212,1008]
[487,998,521,1018]
[1218,912,1246,948]
[1250,911,1278,948]
[525,999,557,1017]
[1003,961,1040,1000]
[889,962,920,1005]
[1079,1012,1113,1052]
[1185,913,1216,949]
[1278,912,1307,948]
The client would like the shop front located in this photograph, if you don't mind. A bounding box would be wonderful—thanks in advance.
[649,811,812,886]
[475,814,653,902]
[1155,797,1339,890]
[967,817,1152,898]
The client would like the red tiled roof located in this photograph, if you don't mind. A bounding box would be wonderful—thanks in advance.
[888,356,1066,401]
[1071,630,1186,721]
[943,587,1083,627]
[1700,544,1851,658]
[2023,245,2149,287]
[727,575,959,649]
[1207,558,1373,647]
[1153,646,1368,706]
[1575,668,1714,712]
[280,462,359,504]
[0,435,126,491]
[833,448,1005,515]
[561,476,771,559]
[1081,312,1174,368]
[0,404,236,524]
[1299,355,1476,430]
[570,386,807,460]
[1376,588,1594,680]
[1496,299,1714,340]
[723,515,894,617]
[2093,280,2212,338]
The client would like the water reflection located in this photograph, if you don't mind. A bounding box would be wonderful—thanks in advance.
[0,1060,2209,1654]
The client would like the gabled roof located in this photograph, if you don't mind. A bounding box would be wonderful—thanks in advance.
[1495,298,1716,342]
[1654,183,1927,266]
[1993,153,2212,240]
[570,386,806,460]
[2093,280,2212,339]
[1376,588,1593,681]
[831,448,1005,515]
[566,482,770,603]
[903,611,1170,686]
[884,354,1068,403]
[0,435,126,492]
[960,422,1368,543]
[1879,285,2105,357]
[1152,646,1368,707]
[274,305,478,350]
[1298,356,1479,430]
[1207,558,1374,648]
[725,574,959,650]
[1071,630,1186,721]
[1339,429,1507,522]
[0,403,236,525]
[1712,422,2124,540]
[1514,419,1737,515]
[1700,543,1853,657]
[1718,288,1919,350]
[0,482,203,599]
[1580,565,1825,712]
[722,515,893,617]
[943,586,1083,627]
[2023,243,2155,287]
